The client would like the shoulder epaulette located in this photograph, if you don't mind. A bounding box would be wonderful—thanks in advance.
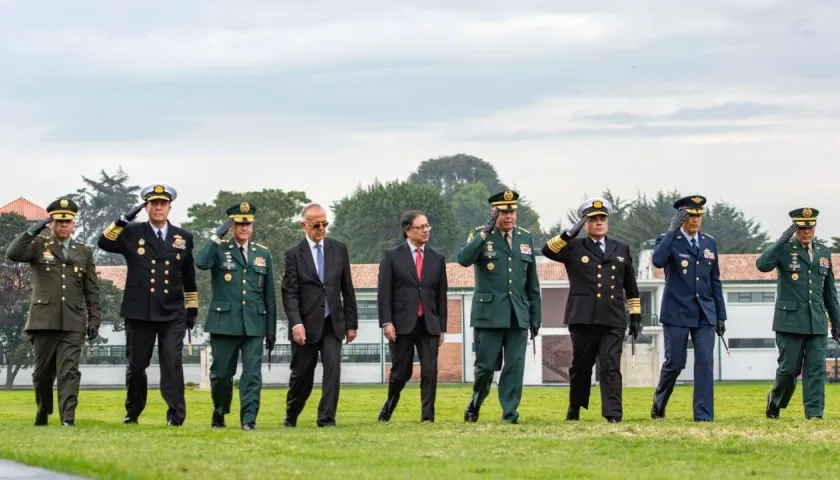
[517,227,531,234]
[703,233,714,239]
[254,242,268,249]
[474,226,483,231]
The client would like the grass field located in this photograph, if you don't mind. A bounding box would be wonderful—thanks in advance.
[1,383,839,479]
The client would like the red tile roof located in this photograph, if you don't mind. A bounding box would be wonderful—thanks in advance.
[0,197,48,220]
[96,254,840,290]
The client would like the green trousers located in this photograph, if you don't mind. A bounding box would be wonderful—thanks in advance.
[31,330,85,422]
[210,334,264,426]
[770,332,827,418]
[471,327,528,423]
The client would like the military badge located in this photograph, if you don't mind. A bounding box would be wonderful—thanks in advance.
[240,202,250,213]
[138,238,145,246]
[820,257,830,268]
[43,251,54,261]
[792,273,799,281]
[581,255,589,263]
[682,269,687,274]
[224,273,232,282]
[486,242,494,252]
[681,259,689,267]
[487,262,494,271]
[519,244,532,255]
[254,257,266,267]
[172,235,186,250]
[703,249,715,260]
[617,256,624,262]
[176,253,181,260]
[60,199,69,208]
[503,191,513,201]
[467,230,474,242]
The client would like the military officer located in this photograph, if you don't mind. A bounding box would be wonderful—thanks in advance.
[757,207,840,419]
[98,183,198,426]
[457,190,542,424]
[6,198,101,426]
[542,198,642,423]
[194,202,277,431]
[650,195,727,421]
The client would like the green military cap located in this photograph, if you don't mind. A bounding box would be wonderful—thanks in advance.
[140,182,177,202]
[46,197,79,221]
[227,202,256,223]
[789,207,818,228]
[488,190,519,211]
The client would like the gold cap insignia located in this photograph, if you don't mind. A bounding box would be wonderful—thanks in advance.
[60,199,69,208]
[691,196,703,204]
[803,208,812,218]
[240,202,250,213]
[503,191,513,201]
[154,185,164,194]
[593,200,603,209]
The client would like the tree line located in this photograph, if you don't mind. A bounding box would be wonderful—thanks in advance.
[2,155,838,388]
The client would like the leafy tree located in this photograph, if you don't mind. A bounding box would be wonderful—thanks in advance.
[0,213,34,389]
[330,180,458,262]
[824,237,840,252]
[181,189,310,334]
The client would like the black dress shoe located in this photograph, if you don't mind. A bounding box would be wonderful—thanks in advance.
[807,416,822,420]
[62,420,75,427]
[378,404,392,422]
[606,417,621,423]
[211,412,225,428]
[317,421,336,428]
[283,418,296,428]
[123,416,138,424]
[565,406,580,421]
[167,419,182,427]
[242,423,256,431]
[464,402,479,423]
[651,400,665,419]
[35,411,48,426]
[765,392,780,419]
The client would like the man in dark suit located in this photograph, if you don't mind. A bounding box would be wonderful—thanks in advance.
[651,195,727,422]
[281,203,358,427]
[98,183,198,426]
[376,210,448,423]
[542,198,642,423]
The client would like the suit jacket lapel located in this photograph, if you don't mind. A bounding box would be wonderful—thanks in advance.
[603,238,618,259]
[47,236,65,261]
[400,243,420,282]
[584,237,604,259]
[230,242,247,267]
[795,239,811,265]
[299,239,321,283]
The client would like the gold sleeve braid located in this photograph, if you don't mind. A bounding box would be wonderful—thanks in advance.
[102,222,124,241]
[628,298,641,315]
[546,235,567,253]
[185,292,199,309]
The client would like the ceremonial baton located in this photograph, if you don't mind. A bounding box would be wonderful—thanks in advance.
[719,334,731,357]
[631,334,636,368]
[531,332,537,365]
[268,346,272,372]
[188,329,193,356]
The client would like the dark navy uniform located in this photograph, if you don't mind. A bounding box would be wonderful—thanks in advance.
[542,198,641,423]
[651,195,726,421]
[98,183,198,426]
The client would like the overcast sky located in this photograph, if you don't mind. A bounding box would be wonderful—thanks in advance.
[3,1,840,240]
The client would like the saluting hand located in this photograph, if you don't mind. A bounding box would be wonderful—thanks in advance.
[117,201,147,226]
[28,217,53,235]
[481,208,501,236]
[566,216,587,238]
[215,218,234,239]
[669,208,689,233]
[779,223,797,243]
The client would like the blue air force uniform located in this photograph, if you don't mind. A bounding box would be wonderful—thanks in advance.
[651,195,727,421]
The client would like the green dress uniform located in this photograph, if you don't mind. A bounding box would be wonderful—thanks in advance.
[458,190,542,424]
[194,202,277,430]
[6,198,101,426]
[757,207,840,419]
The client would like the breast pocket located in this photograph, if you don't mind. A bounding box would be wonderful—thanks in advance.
[253,266,268,288]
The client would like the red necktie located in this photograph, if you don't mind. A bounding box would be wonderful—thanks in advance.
[416,248,424,316]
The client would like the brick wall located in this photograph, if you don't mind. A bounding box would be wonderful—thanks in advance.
[384,342,462,382]
[446,299,462,333]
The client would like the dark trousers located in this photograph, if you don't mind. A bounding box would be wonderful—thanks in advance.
[31,330,85,422]
[653,323,716,420]
[124,318,187,424]
[770,332,827,418]
[568,324,625,418]
[210,334,264,426]
[285,317,342,426]
[383,318,439,421]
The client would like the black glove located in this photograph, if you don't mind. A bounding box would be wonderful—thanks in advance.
[265,334,276,351]
[669,208,689,233]
[530,324,540,339]
[215,218,235,239]
[27,217,53,235]
[629,319,642,339]
[116,202,147,227]
[482,208,501,235]
[86,325,99,341]
[831,325,839,342]
[186,309,197,329]
[716,320,726,337]
[565,216,587,238]
[779,223,797,243]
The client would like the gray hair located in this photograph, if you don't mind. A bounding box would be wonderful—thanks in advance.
[299,203,325,221]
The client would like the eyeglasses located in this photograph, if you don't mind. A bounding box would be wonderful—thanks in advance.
[409,224,432,231]
[306,222,329,229]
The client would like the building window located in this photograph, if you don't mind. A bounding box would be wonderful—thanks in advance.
[357,300,378,320]
[729,338,776,349]
[727,291,775,303]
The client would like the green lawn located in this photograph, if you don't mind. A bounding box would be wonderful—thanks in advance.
[1,383,839,479]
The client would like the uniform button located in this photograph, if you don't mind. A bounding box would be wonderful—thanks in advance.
[165,261,170,265]
[612,266,616,270]
[598,283,602,288]
[242,301,246,305]
[611,276,615,280]
[61,297,65,301]
[150,279,155,283]
[508,257,512,261]
[610,295,614,299]
[150,288,155,293]
[242,280,247,284]
[598,265,602,269]
[508,291,512,295]
[508,268,512,272]
[597,293,601,298]
[217,307,222,311]
[242,290,247,295]
[696,277,700,281]
[243,269,248,273]
[696,261,699,265]
[152,260,156,264]
[61,274,65,278]
[62,285,66,289]
[809,290,812,294]
[151,269,156,274]
[509,280,512,283]
[611,286,615,289]
[165,270,169,275]
[696,293,700,297]
[597,274,602,278]
[164,289,169,294]
[46,267,50,271]
[164,280,169,284]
